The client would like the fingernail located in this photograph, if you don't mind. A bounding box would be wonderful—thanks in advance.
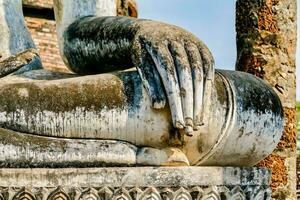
[153,101,165,109]
[175,121,185,129]
[185,126,193,137]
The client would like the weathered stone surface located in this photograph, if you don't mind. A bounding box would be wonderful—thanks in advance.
[236,0,297,199]
[236,0,296,108]
[0,128,137,168]
[0,49,41,78]
[257,154,287,189]
[0,185,270,200]
[0,0,285,170]
[0,1,286,199]
[0,70,284,167]
[277,108,297,151]
[0,167,272,200]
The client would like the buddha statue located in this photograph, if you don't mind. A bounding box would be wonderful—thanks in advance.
[0,0,284,168]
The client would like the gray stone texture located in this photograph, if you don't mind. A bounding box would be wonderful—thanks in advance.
[0,70,284,168]
[0,167,271,200]
[0,1,288,199]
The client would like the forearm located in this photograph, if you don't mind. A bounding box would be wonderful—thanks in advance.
[60,15,194,75]
[62,16,141,74]
[54,0,121,74]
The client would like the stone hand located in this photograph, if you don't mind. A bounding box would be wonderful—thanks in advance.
[132,21,215,134]
[0,49,42,78]
[63,17,214,135]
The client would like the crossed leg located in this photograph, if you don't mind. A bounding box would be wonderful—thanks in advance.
[0,0,206,167]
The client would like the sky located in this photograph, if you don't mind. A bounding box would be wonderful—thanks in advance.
[138,0,300,101]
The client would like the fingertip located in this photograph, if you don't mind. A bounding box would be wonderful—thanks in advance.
[150,92,167,109]
[152,100,166,109]
[185,126,194,137]
[175,121,185,130]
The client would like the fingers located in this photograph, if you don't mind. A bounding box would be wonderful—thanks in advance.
[145,43,185,130]
[132,42,167,109]
[169,42,194,135]
[185,43,204,129]
[137,38,215,136]
[197,41,215,80]
[197,42,215,127]
[146,55,167,109]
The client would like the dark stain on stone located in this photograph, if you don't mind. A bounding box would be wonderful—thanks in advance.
[219,70,283,118]
[0,127,67,153]
[238,127,244,138]
[0,75,128,115]
[214,73,227,105]
[118,71,142,114]
[63,16,136,75]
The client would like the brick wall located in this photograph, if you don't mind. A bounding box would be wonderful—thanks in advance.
[25,16,67,72]
[23,0,68,72]
[23,0,53,9]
